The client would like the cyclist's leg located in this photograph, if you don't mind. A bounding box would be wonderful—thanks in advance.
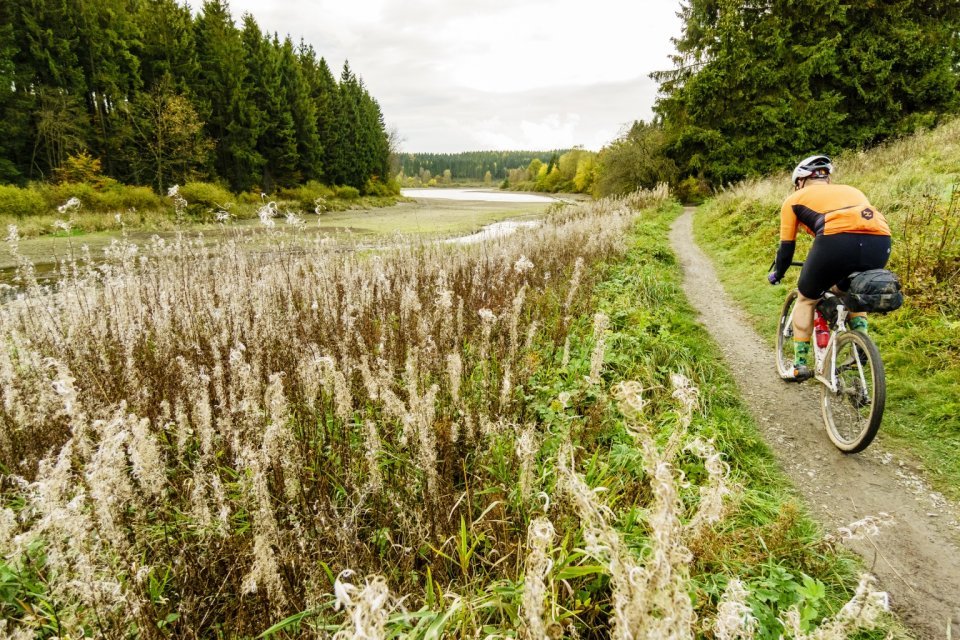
[792,293,817,374]
[838,234,892,333]
[793,235,849,378]
[793,294,816,340]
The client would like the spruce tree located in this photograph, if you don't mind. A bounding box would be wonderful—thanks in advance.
[330,61,360,187]
[72,0,144,175]
[193,0,263,191]
[282,38,322,183]
[301,50,339,184]
[654,0,960,184]
[0,18,28,182]
[240,17,297,192]
[136,0,199,94]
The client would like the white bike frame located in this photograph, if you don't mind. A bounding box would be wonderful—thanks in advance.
[782,294,871,396]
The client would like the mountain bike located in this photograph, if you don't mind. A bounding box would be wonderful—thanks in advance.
[775,270,886,453]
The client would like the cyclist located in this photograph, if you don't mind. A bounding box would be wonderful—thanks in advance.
[767,155,892,381]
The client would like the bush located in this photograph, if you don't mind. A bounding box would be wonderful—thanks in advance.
[333,185,360,200]
[237,191,264,205]
[112,185,162,211]
[278,181,334,211]
[363,177,400,197]
[38,182,164,213]
[40,182,98,211]
[177,181,234,212]
[52,151,109,187]
[673,176,712,205]
[0,184,47,218]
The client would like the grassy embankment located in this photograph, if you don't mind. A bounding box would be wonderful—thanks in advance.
[0,180,404,239]
[0,191,893,637]
[695,118,960,497]
[0,185,556,271]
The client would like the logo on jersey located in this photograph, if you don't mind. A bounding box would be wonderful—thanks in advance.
[861,207,875,220]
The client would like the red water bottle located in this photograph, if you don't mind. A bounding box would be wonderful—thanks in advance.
[814,312,830,348]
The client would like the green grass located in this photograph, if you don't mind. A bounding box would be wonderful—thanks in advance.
[694,153,960,499]
[594,206,881,627]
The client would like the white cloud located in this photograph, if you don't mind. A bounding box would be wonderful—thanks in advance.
[224,0,682,151]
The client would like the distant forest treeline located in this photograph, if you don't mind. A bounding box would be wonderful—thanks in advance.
[0,0,392,194]
[398,151,569,184]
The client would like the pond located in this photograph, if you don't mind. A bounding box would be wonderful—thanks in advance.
[401,188,558,204]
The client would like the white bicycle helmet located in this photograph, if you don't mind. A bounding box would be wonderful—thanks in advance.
[791,155,833,186]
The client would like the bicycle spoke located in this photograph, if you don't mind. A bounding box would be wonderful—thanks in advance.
[821,331,885,453]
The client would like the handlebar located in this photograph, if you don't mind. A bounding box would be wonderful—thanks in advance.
[768,260,805,271]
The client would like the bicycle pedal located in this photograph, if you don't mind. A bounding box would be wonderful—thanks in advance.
[786,365,813,382]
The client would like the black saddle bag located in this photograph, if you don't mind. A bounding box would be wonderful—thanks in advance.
[843,269,904,313]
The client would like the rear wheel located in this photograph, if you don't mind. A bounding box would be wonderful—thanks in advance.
[821,330,885,453]
[776,290,799,379]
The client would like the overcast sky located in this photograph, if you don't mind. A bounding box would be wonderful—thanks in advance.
[226,0,684,153]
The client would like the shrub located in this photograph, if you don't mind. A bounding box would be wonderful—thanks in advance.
[40,182,98,211]
[36,182,164,213]
[0,185,47,218]
[237,191,264,205]
[278,181,334,211]
[333,185,360,200]
[52,151,108,186]
[112,185,162,211]
[673,176,712,205]
[177,181,234,213]
[363,177,400,197]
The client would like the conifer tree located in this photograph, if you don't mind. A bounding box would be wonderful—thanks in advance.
[330,61,360,187]
[300,49,339,184]
[240,16,297,191]
[0,18,28,182]
[72,0,143,175]
[283,38,322,182]
[193,0,263,191]
[654,0,960,184]
[136,0,199,94]
[0,0,395,193]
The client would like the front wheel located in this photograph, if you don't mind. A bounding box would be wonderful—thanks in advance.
[776,290,799,379]
[821,331,885,453]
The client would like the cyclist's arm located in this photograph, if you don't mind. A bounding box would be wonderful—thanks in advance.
[773,201,799,280]
[773,240,796,280]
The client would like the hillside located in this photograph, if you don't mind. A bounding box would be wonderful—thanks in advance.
[695,118,960,497]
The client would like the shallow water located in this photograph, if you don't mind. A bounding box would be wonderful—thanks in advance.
[401,188,557,204]
[447,220,540,244]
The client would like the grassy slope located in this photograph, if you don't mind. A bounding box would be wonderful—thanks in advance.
[575,206,892,636]
[694,119,960,499]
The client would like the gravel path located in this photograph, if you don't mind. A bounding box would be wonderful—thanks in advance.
[670,208,960,638]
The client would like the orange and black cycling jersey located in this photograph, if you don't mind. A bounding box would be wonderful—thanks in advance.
[779,183,891,241]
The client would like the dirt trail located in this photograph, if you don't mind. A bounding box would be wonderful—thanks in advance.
[670,208,960,638]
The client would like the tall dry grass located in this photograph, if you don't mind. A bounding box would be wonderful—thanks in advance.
[0,186,888,638]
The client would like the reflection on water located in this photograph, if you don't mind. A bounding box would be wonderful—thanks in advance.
[448,220,540,244]
[401,188,556,203]
[0,262,60,287]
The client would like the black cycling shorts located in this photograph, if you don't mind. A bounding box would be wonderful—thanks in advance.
[797,233,892,299]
